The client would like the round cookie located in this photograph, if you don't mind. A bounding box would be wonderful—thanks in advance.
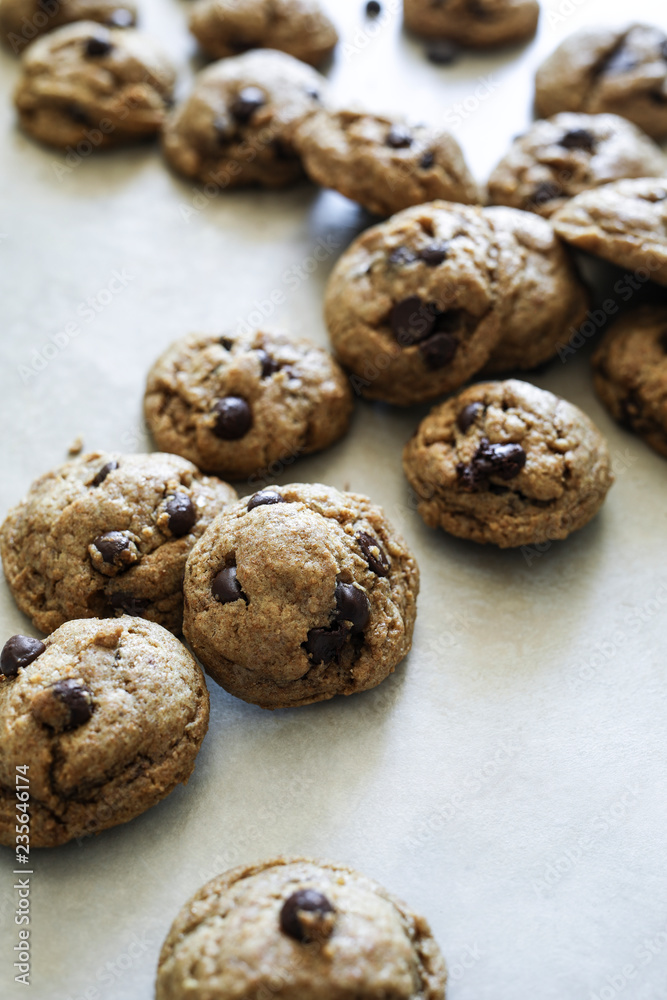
[324,200,504,406]
[592,305,667,459]
[535,24,667,140]
[189,0,338,67]
[13,21,175,149]
[293,109,480,217]
[483,205,590,373]
[404,0,539,49]
[403,379,614,548]
[162,49,325,188]
[0,616,209,848]
[183,483,419,709]
[156,856,447,1000]
[0,451,236,635]
[552,178,667,288]
[487,113,666,218]
[144,329,353,480]
[0,0,136,55]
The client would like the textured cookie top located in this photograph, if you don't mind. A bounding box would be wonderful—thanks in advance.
[189,0,338,66]
[0,451,236,635]
[404,0,539,48]
[156,856,446,1000]
[183,482,419,708]
[14,21,175,147]
[0,616,209,847]
[325,201,504,405]
[162,48,325,187]
[535,23,667,138]
[294,109,480,216]
[487,112,666,218]
[144,330,353,479]
[0,0,137,52]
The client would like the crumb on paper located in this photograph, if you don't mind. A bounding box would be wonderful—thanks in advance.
[68,436,84,456]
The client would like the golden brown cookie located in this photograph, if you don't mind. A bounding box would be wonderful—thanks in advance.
[0,0,136,55]
[404,0,539,48]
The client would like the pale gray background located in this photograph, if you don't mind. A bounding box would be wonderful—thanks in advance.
[1,0,667,998]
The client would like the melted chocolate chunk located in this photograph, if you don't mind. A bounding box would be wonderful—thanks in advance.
[1,635,45,678]
[302,622,349,665]
[457,437,527,491]
[91,460,118,487]
[357,532,389,576]
[212,566,246,604]
[334,582,370,633]
[51,679,94,729]
[247,490,285,511]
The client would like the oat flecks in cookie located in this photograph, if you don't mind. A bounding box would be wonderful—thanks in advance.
[155,856,447,1000]
[0,451,237,636]
[487,112,666,218]
[162,49,326,188]
[404,0,539,49]
[188,0,338,67]
[403,379,614,548]
[535,23,667,140]
[293,109,480,216]
[0,616,209,848]
[13,21,175,149]
[592,304,667,460]
[551,178,667,286]
[182,483,419,709]
[144,329,352,479]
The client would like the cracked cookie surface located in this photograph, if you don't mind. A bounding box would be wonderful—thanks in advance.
[324,201,504,406]
[0,616,209,848]
[552,178,667,286]
[592,304,667,459]
[183,482,419,709]
[156,856,447,1000]
[294,109,480,216]
[144,330,353,480]
[487,112,666,218]
[162,48,325,188]
[404,0,539,48]
[535,23,667,139]
[403,379,614,547]
[189,0,337,66]
[14,21,175,148]
[1,0,136,54]
[0,451,236,635]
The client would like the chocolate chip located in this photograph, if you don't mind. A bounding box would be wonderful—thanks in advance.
[85,34,113,57]
[335,582,370,632]
[425,40,460,65]
[603,45,638,75]
[390,296,435,344]
[303,622,349,665]
[230,87,265,123]
[257,349,280,378]
[106,8,135,27]
[108,592,149,617]
[365,0,381,15]
[166,493,197,537]
[388,246,417,265]
[418,243,449,266]
[419,150,435,169]
[280,890,335,942]
[219,336,234,350]
[212,566,246,604]
[1,635,45,678]
[386,125,413,149]
[67,103,91,125]
[419,331,458,369]
[532,180,560,206]
[458,438,526,491]
[247,490,285,511]
[357,532,389,576]
[91,460,118,487]
[305,86,321,101]
[51,679,94,729]
[93,532,130,564]
[456,402,482,433]
[212,397,252,440]
[560,128,596,153]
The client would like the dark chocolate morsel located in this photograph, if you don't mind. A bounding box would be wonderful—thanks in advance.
[257,349,281,378]
[458,437,527,490]
[418,243,449,266]
[93,531,130,564]
[247,490,285,511]
[457,402,483,433]
[51,679,94,729]
[230,86,266,123]
[386,124,413,149]
[365,0,381,16]
[166,493,197,537]
[1,635,46,678]
[335,582,370,632]
[390,296,435,344]
[357,532,389,576]
[67,103,92,125]
[559,128,596,153]
[419,332,458,369]
[108,592,149,617]
[280,890,335,942]
[303,622,349,665]
[212,397,252,440]
[85,34,113,57]
[91,460,118,487]
[532,180,560,206]
[212,566,246,604]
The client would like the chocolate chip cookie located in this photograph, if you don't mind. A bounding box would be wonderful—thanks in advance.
[189,0,338,67]
[487,113,666,218]
[0,616,209,848]
[162,49,325,188]
[592,304,667,459]
[403,379,614,548]
[535,24,667,140]
[144,330,353,480]
[483,205,590,373]
[552,178,667,287]
[14,21,175,149]
[325,201,505,406]
[183,483,419,709]
[404,0,539,48]
[156,856,447,1000]
[293,109,480,217]
[0,452,236,636]
[0,0,136,55]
